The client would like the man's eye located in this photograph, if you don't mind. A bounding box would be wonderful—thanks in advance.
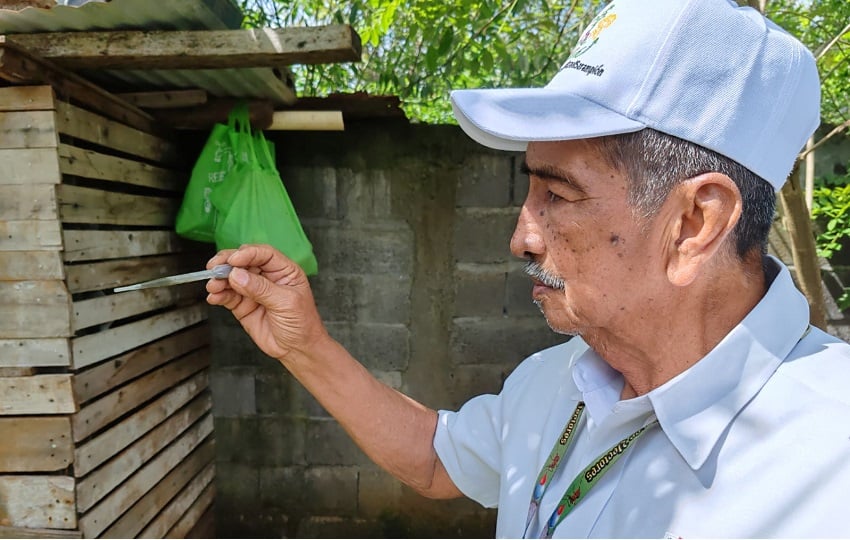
[547,190,563,203]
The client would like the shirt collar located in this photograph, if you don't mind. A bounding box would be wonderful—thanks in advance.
[647,256,810,470]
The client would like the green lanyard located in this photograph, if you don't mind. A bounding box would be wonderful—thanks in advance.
[523,402,657,539]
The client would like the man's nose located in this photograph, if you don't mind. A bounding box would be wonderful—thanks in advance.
[510,204,545,260]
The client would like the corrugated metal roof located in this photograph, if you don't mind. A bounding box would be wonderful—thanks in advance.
[0,0,296,104]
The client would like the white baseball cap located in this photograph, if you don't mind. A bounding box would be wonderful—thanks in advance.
[450,0,820,191]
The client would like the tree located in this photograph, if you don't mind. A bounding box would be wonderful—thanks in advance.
[238,0,607,123]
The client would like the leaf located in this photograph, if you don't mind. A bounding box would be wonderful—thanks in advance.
[437,27,454,56]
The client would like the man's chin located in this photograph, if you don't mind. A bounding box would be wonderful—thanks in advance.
[534,300,580,337]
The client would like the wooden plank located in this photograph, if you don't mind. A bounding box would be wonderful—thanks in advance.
[267,110,344,131]
[71,305,208,370]
[72,325,209,404]
[0,281,71,339]
[115,89,208,110]
[184,502,215,539]
[0,110,58,149]
[103,437,215,539]
[153,98,274,131]
[73,371,208,477]
[0,525,81,539]
[167,480,215,539]
[0,416,72,472]
[0,220,62,251]
[53,100,181,166]
[0,476,75,529]
[140,461,215,539]
[0,251,63,281]
[77,420,213,538]
[0,338,70,368]
[0,85,55,112]
[0,368,34,377]
[7,25,362,70]
[0,38,162,136]
[57,143,185,192]
[62,229,183,263]
[76,394,211,512]
[72,349,208,440]
[56,184,179,227]
[0,148,61,185]
[0,184,58,219]
[73,281,205,332]
[0,374,76,415]
[65,254,189,295]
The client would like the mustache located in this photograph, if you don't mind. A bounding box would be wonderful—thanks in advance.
[523,261,565,290]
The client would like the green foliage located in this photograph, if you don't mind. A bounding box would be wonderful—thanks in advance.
[812,175,850,260]
[812,167,850,308]
[767,0,850,127]
[237,0,607,123]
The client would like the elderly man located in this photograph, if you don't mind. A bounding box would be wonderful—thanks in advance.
[206,0,850,537]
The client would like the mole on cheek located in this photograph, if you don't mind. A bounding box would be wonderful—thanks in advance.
[539,210,545,217]
[610,234,620,246]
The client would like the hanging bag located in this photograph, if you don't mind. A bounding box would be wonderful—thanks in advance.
[174,102,253,243]
[209,126,318,276]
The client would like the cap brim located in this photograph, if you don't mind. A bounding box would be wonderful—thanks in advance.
[451,88,646,151]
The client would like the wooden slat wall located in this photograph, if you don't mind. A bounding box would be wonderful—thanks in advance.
[0,84,215,538]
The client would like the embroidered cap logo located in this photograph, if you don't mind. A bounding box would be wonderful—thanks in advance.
[566,3,617,60]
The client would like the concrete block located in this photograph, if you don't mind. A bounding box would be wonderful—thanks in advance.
[214,462,259,511]
[338,169,394,222]
[258,465,307,512]
[513,156,530,206]
[303,466,359,514]
[449,317,568,366]
[325,322,410,372]
[295,516,376,539]
[358,465,402,517]
[453,267,506,317]
[312,275,411,325]
[308,223,414,275]
[505,265,543,316]
[213,416,260,464]
[291,380,331,418]
[445,364,519,409]
[254,362,293,415]
[304,418,369,466]
[254,415,307,467]
[209,307,269,368]
[210,367,256,417]
[456,154,513,208]
[452,208,519,264]
[279,165,339,219]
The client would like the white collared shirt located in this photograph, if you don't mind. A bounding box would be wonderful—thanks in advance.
[434,258,850,538]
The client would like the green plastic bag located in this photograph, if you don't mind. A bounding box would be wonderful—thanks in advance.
[209,127,318,276]
[174,103,253,243]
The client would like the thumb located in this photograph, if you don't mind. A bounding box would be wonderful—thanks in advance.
[229,267,280,307]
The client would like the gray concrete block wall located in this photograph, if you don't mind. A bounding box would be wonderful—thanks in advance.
[209,121,567,538]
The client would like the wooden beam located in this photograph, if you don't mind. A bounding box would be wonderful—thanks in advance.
[151,98,274,131]
[268,110,344,131]
[7,25,362,70]
[114,89,208,110]
[0,37,163,136]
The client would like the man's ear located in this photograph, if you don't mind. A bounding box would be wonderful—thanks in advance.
[666,173,742,287]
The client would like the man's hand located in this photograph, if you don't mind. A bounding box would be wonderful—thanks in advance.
[205,244,329,362]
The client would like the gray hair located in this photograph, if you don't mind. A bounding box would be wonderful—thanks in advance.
[595,128,776,260]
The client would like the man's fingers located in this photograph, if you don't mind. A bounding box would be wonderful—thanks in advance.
[227,267,280,307]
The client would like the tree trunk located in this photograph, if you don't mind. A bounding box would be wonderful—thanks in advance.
[779,162,828,329]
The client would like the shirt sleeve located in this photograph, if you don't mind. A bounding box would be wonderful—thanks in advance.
[433,355,544,508]
[434,393,503,508]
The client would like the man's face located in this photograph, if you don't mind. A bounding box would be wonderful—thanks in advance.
[511,139,666,336]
